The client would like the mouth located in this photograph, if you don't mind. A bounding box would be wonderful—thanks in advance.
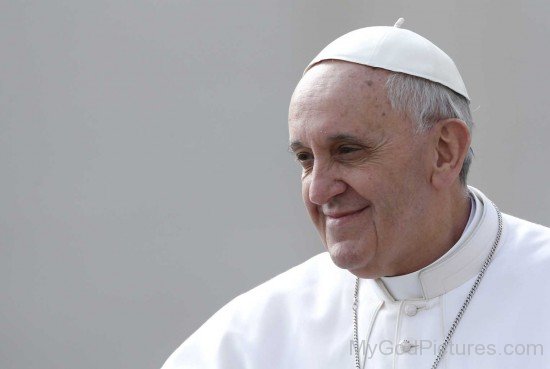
[325,206,369,225]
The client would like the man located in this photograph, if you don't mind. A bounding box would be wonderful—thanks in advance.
[162,20,550,368]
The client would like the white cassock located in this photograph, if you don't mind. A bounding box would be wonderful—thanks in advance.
[162,186,550,368]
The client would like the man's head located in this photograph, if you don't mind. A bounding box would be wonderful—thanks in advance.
[288,60,472,278]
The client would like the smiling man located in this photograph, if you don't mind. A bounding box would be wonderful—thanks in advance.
[288,61,471,280]
[162,20,550,369]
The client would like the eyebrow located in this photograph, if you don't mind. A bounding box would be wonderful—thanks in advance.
[288,133,368,153]
[288,141,305,153]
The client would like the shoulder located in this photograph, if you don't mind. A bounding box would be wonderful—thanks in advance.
[494,212,550,275]
[161,252,353,369]
[502,212,550,253]
[218,252,351,326]
[241,251,347,300]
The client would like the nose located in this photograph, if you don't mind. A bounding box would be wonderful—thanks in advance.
[307,163,347,205]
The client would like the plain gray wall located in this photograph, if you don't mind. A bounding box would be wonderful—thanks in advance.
[2,1,549,368]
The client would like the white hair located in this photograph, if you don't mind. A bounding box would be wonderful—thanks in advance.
[385,72,474,184]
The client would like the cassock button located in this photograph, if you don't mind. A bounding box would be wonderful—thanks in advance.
[399,339,413,353]
[405,304,418,316]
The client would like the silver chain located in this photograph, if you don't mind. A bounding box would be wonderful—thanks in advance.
[353,203,503,369]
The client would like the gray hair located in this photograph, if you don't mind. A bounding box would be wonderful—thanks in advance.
[385,72,474,185]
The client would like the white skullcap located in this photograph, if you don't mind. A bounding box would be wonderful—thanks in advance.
[304,18,469,100]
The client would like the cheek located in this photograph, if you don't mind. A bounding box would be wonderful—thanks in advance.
[344,168,380,195]
[301,180,309,206]
[301,184,313,210]
[302,181,323,225]
[345,168,406,224]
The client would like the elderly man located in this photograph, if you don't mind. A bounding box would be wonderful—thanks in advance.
[162,20,550,368]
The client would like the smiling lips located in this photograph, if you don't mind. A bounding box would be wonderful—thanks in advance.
[324,206,369,224]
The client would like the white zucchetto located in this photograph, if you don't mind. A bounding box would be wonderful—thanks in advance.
[304,18,469,100]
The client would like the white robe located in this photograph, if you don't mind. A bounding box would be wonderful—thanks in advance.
[162,187,550,368]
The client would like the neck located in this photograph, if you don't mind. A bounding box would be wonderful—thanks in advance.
[388,185,472,277]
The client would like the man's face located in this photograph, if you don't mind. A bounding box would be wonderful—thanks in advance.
[288,61,434,278]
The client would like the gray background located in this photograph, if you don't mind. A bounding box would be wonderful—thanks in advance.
[1,1,549,368]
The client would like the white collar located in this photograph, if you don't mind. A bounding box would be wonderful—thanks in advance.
[376,186,499,301]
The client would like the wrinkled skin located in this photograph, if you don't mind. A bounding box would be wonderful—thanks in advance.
[288,61,469,278]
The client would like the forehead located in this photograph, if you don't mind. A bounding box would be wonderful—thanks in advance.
[288,62,398,145]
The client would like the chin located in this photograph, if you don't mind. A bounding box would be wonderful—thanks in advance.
[326,240,372,273]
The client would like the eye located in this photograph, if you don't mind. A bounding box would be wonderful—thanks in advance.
[337,146,361,154]
[295,151,313,162]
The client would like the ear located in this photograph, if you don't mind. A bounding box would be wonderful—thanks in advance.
[430,119,471,189]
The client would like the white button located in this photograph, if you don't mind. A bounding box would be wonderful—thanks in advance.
[399,339,413,353]
[405,304,418,316]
